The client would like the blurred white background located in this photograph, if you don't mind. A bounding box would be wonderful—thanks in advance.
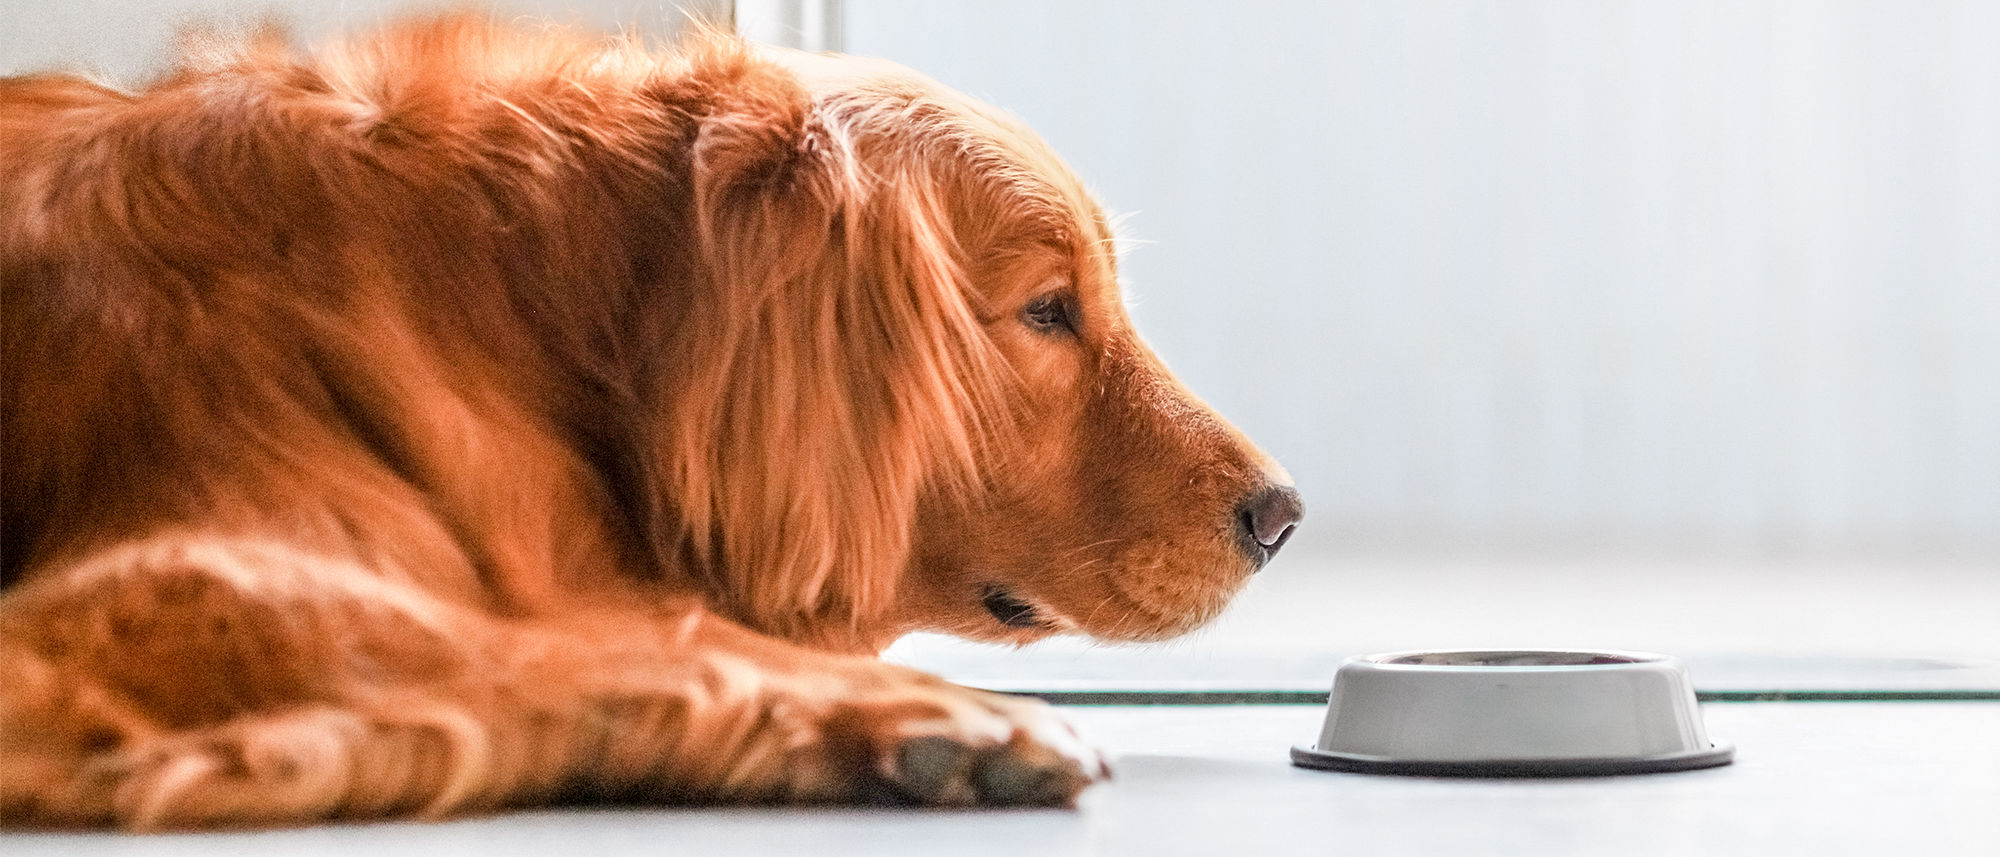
[844,0,2000,561]
[7,1,1996,657]
[0,0,729,79]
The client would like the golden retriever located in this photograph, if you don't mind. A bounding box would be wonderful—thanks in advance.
[0,15,1302,828]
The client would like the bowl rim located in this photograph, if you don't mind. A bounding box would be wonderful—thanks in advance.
[1350,648,1679,671]
[1289,742,1735,778]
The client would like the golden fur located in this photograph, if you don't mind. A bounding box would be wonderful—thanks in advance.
[0,15,1299,828]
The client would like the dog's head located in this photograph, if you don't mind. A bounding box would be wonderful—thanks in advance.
[658,41,1299,649]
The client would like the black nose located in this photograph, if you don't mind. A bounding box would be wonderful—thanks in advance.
[1237,484,1303,569]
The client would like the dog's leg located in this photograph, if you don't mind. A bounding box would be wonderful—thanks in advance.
[0,537,518,828]
[0,538,1105,829]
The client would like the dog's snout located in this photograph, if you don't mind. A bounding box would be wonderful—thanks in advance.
[1237,484,1303,568]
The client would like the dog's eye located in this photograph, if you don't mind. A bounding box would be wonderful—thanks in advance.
[1020,294,1076,336]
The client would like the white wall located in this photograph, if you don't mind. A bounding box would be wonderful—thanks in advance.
[845,0,2000,558]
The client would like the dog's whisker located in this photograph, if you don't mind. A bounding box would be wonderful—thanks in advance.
[1061,537,1126,559]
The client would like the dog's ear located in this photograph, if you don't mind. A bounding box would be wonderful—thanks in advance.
[653,43,1000,645]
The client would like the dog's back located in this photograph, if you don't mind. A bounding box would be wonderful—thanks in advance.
[1,23,679,597]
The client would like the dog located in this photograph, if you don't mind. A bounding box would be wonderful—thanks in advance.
[0,14,1302,828]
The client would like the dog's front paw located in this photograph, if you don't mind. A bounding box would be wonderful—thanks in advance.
[800,672,1110,807]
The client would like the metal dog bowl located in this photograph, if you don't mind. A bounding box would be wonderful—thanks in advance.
[1291,649,1733,777]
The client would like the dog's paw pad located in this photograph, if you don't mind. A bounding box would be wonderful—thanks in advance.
[870,703,1107,807]
[970,744,1071,804]
[886,733,980,805]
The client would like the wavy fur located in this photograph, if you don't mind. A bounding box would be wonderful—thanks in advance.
[0,14,1292,828]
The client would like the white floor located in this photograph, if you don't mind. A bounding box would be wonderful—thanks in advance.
[9,702,1996,857]
[8,553,1996,855]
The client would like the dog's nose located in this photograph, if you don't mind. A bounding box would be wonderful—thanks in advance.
[1237,484,1303,568]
